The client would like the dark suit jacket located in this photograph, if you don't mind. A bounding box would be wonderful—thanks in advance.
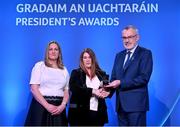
[111,46,153,112]
[68,68,109,124]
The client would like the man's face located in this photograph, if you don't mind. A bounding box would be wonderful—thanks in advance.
[122,28,139,50]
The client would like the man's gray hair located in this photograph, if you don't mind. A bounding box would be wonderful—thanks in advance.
[123,25,139,34]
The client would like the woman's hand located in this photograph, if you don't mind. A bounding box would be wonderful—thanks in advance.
[45,103,58,114]
[92,88,110,99]
[100,90,110,98]
[51,103,66,115]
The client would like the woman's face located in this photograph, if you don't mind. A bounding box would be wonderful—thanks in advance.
[83,52,92,69]
[48,43,59,61]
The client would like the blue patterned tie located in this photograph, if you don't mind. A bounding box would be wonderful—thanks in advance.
[124,51,131,69]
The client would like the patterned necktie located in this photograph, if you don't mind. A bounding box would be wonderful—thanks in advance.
[123,51,131,69]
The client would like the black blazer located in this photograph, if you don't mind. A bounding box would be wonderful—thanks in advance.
[111,46,153,112]
[68,68,109,123]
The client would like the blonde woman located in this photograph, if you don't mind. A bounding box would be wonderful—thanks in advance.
[25,41,69,126]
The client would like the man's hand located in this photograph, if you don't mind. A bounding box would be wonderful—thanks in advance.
[104,80,121,88]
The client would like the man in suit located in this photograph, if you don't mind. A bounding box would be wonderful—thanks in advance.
[105,25,153,126]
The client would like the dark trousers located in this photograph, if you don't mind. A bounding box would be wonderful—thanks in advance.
[118,111,146,126]
[68,108,104,126]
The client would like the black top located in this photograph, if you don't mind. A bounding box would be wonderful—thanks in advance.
[68,68,109,124]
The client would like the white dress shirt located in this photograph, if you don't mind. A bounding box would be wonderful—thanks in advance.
[123,44,138,66]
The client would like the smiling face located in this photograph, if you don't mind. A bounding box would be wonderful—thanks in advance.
[82,52,92,69]
[122,28,139,50]
[80,48,101,78]
[48,43,59,61]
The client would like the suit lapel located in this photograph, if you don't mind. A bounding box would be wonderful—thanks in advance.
[79,69,87,88]
[119,51,126,72]
[123,46,141,71]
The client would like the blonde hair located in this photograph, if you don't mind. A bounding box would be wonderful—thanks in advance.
[44,41,64,69]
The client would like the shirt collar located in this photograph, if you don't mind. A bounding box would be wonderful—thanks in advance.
[127,44,138,54]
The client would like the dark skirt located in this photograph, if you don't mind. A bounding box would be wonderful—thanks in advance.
[25,96,68,126]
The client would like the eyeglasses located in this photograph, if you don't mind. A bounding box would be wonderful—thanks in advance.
[122,34,137,40]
